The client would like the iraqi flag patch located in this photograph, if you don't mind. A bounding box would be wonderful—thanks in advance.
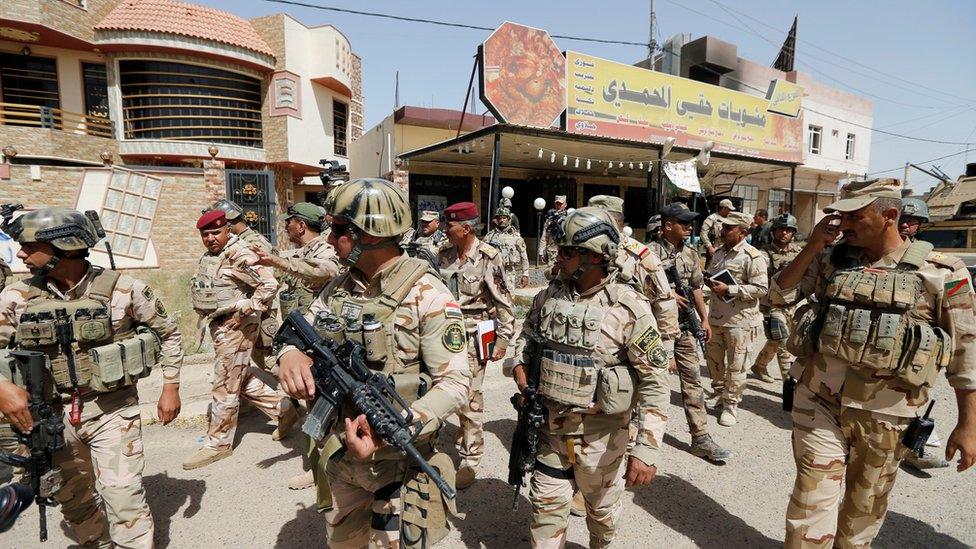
[444,302,463,319]
[945,278,972,298]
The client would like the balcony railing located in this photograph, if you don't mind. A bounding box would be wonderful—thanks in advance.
[0,102,113,139]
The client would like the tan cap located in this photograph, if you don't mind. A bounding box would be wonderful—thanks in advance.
[587,194,624,214]
[718,198,735,210]
[554,195,567,204]
[717,211,752,228]
[824,178,902,213]
[419,210,438,222]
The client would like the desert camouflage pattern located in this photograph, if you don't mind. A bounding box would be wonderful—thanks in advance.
[236,227,280,369]
[518,275,670,547]
[772,239,976,547]
[616,235,680,345]
[538,209,568,274]
[0,257,11,291]
[770,238,976,416]
[785,383,912,548]
[278,254,471,547]
[238,226,273,252]
[699,212,723,251]
[329,178,413,237]
[438,238,516,469]
[484,224,529,287]
[399,227,447,259]
[198,237,286,449]
[12,207,99,251]
[648,237,709,436]
[0,264,184,547]
[275,233,341,316]
[754,241,804,378]
[704,239,767,406]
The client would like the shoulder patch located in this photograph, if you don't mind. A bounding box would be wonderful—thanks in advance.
[480,242,498,259]
[141,285,155,300]
[444,301,463,319]
[442,322,466,353]
[154,300,168,318]
[945,278,972,298]
[631,323,666,366]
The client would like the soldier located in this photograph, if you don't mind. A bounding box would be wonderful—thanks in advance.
[773,178,976,547]
[438,201,516,489]
[253,202,341,319]
[750,213,804,383]
[0,207,183,547]
[587,195,679,362]
[182,210,297,470]
[899,197,929,241]
[700,198,735,259]
[644,214,661,245]
[276,178,471,548]
[400,210,448,259]
[750,209,772,248]
[513,207,669,548]
[703,211,768,427]
[209,199,279,370]
[649,203,732,462]
[484,206,530,289]
[538,195,568,273]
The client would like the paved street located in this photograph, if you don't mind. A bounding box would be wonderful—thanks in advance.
[7,359,975,548]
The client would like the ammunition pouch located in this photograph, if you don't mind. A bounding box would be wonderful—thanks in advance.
[538,350,599,409]
[767,309,789,341]
[64,329,160,393]
[401,452,462,549]
[279,286,315,317]
[16,299,112,348]
[898,324,950,388]
[596,365,637,415]
[190,275,243,313]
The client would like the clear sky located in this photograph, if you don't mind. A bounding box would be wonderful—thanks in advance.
[198,0,976,194]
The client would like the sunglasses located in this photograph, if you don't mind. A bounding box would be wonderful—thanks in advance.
[557,246,587,259]
[330,223,352,237]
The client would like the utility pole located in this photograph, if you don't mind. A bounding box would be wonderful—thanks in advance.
[649,0,657,65]
[904,161,909,186]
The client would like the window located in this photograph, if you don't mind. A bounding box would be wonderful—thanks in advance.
[82,62,109,120]
[333,100,348,156]
[845,133,856,161]
[0,53,60,128]
[99,170,162,260]
[768,189,788,216]
[917,229,969,250]
[732,184,759,215]
[119,60,262,147]
[807,124,822,155]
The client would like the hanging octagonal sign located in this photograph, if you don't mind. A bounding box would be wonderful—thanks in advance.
[479,21,566,129]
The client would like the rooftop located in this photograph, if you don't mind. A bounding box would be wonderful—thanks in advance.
[95,0,274,57]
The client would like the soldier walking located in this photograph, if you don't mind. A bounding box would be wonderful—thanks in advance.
[649,203,732,462]
[182,210,297,470]
[0,208,183,547]
[773,179,976,547]
[513,207,670,548]
[438,201,516,490]
[484,205,530,289]
[538,195,568,275]
[699,198,735,260]
[750,213,804,383]
[277,178,471,548]
[703,211,768,427]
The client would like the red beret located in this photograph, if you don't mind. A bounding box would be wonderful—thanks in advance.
[197,209,227,230]
[443,202,479,221]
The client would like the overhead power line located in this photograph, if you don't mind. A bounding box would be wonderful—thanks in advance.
[261,0,650,46]
[866,148,976,176]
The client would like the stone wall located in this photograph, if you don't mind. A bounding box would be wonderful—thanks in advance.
[350,53,364,140]
[0,126,117,165]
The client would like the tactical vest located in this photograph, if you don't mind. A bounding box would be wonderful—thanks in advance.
[486,231,522,273]
[536,282,639,415]
[791,241,950,390]
[191,248,246,312]
[279,281,315,318]
[312,257,434,405]
[15,269,160,393]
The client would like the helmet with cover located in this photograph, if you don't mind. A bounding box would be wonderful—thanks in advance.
[210,200,244,222]
[11,207,99,251]
[771,213,798,231]
[327,178,412,237]
[900,198,929,223]
[556,207,620,260]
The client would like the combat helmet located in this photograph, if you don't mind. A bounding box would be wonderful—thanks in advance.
[210,199,244,222]
[771,213,798,231]
[556,207,620,260]
[327,178,412,238]
[10,207,99,251]
[900,198,929,222]
[494,206,512,218]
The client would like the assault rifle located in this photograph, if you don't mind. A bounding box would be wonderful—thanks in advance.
[0,203,23,233]
[274,310,455,499]
[665,262,707,352]
[0,351,66,542]
[507,333,547,510]
[53,309,83,425]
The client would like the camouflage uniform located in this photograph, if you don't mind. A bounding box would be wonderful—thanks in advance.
[236,227,279,370]
[648,237,710,437]
[400,227,447,259]
[752,241,804,379]
[484,224,529,289]
[538,205,568,275]
[519,265,670,548]
[699,213,723,253]
[438,237,516,471]
[276,233,341,318]
[615,235,680,355]
[772,236,976,548]
[193,235,288,451]
[704,238,768,411]
[0,264,183,547]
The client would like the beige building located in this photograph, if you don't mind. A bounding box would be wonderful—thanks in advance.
[0,0,362,271]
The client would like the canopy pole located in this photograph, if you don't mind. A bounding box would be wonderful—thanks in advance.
[488,133,501,220]
[789,165,796,213]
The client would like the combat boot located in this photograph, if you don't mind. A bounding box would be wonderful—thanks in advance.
[718,405,738,427]
[272,400,299,441]
[570,490,586,517]
[287,469,315,490]
[456,465,477,490]
[750,365,775,383]
[690,434,733,462]
[182,447,232,470]
[904,453,950,470]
